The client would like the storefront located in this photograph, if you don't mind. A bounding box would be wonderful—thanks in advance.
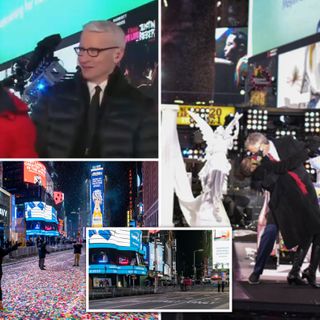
[88,229,148,289]
[0,187,11,246]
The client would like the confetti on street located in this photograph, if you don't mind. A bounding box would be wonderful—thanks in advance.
[0,248,158,319]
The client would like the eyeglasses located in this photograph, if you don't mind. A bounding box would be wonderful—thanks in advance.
[74,46,119,57]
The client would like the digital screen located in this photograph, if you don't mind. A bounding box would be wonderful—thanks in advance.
[24,201,58,223]
[212,228,231,268]
[214,27,248,104]
[149,242,164,272]
[0,0,154,67]
[23,161,47,188]
[89,229,143,253]
[249,0,320,56]
[277,41,320,109]
[90,166,104,228]
[246,53,277,107]
[177,105,235,127]
[89,264,147,275]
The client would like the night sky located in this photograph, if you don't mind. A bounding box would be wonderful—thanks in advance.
[175,230,210,277]
[53,161,138,226]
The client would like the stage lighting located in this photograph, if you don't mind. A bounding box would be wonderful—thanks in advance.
[304,111,320,133]
[246,108,268,131]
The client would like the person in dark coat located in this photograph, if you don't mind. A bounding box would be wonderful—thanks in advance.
[243,133,320,287]
[31,20,157,158]
[0,85,38,158]
[73,241,83,267]
[38,240,50,270]
[0,242,20,310]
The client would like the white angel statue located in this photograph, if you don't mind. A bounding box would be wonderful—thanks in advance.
[189,111,243,223]
[174,111,242,226]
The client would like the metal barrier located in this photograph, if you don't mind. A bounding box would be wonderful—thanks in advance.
[4,244,74,262]
[89,286,155,300]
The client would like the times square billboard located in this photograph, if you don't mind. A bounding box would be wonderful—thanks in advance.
[88,229,143,253]
[24,161,47,189]
[88,229,147,275]
[212,228,232,269]
[24,201,59,237]
[90,166,104,228]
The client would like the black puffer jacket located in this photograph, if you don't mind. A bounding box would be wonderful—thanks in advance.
[31,67,158,158]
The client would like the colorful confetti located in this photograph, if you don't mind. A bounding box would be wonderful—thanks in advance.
[0,248,158,319]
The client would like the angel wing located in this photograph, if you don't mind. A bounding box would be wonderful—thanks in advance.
[188,111,215,146]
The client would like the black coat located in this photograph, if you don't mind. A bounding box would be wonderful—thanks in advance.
[0,244,19,274]
[31,67,158,158]
[252,136,320,249]
[38,243,49,259]
[73,244,82,254]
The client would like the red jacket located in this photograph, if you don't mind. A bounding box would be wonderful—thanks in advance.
[0,93,38,157]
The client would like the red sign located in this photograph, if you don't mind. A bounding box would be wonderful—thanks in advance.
[54,192,64,205]
[24,161,47,189]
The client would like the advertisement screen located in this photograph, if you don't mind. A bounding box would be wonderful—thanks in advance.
[0,187,10,226]
[116,1,158,92]
[90,166,104,228]
[89,264,147,275]
[24,201,58,223]
[246,53,277,107]
[0,0,154,67]
[214,27,247,104]
[212,229,231,269]
[92,277,112,288]
[149,242,164,272]
[23,161,47,189]
[249,0,320,56]
[177,105,235,127]
[89,229,143,253]
[277,41,320,109]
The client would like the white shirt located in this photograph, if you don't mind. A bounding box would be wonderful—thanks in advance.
[268,140,280,161]
[87,80,108,105]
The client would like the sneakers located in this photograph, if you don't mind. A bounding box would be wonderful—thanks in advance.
[248,272,260,284]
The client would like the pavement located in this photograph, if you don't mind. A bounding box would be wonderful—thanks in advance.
[89,285,230,311]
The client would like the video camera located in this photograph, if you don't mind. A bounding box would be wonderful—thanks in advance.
[0,34,71,104]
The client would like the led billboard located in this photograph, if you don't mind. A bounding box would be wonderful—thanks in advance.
[24,161,47,189]
[277,41,320,109]
[89,229,143,253]
[90,166,104,228]
[25,201,57,223]
[0,0,154,67]
[249,0,320,56]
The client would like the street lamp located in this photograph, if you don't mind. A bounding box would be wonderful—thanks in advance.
[193,249,204,280]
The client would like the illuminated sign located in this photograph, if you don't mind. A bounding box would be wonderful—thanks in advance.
[90,166,104,227]
[89,264,147,275]
[149,242,164,272]
[125,19,156,43]
[24,201,58,223]
[212,228,232,268]
[0,208,7,217]
[24,161,47,189]
[54,192,64,205]
[177,106,235,126]
[89,229,143,253]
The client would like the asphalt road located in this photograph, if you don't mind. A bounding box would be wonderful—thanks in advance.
[89,286,230,311]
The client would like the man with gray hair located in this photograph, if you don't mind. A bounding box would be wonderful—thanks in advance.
[32,20,157,158]
[244,132,320,287]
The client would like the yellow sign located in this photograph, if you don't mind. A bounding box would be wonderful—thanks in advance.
[177,106,235,126]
